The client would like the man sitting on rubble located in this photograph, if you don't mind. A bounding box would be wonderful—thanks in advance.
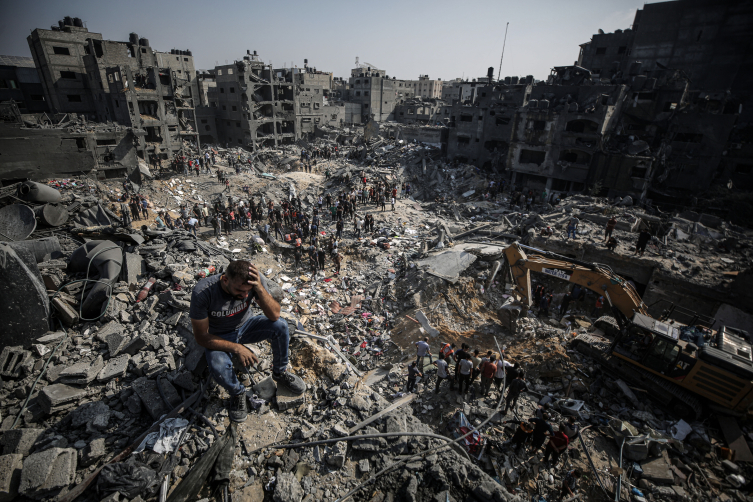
[190,260,305,423]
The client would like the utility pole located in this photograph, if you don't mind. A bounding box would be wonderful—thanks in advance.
[498,22,509,82]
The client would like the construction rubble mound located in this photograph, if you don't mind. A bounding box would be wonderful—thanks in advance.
[0,137,752,502]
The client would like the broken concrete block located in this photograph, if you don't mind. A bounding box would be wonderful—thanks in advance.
[36,331,66,344]
[79,438,106,467]
[276,385,305,412]
[0,453,23,502]
[121,335,147,356]
[18,447,77,498]
[351,427,387,451]
[0,428,43,456]
[38,383,88,414]
[70,401,111,430]
[131,377,180,419]
[95,321,124,343]
[97,354,130,382]
[252,376,277,401]
[325,441,347,469]
[122,252,146,287]
[0,346,32,378]
[273,472,303,502]
[0,243,50,346]
[58,355,104,385]
[358,459,370,474]
[164,312,182,326]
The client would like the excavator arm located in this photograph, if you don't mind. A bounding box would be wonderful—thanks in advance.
[503,243,647,322]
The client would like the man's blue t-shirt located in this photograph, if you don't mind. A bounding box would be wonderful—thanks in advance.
[189,274,269,336]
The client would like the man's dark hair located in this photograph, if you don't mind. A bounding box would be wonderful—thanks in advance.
[518,371,525,379]
[225,260,251,281]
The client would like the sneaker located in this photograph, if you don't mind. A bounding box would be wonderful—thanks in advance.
[273,370,306,395]
[229,393,248,423]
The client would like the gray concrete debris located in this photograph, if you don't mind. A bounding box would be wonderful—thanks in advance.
[276,385,305,411]
[273,472,303,502]
[18,447,77,498]
[131,377,180,419]
[0,453,23,502]
[58,355,104,385]
[414,248,477,283]
[252,376,277,401]
[78,438,106,467]
[38,384,88,414]
[0,428,43,456]
[97,354,130,382]
[0,346,32,378]
[70,401,111,430]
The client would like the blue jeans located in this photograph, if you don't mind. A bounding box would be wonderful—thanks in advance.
[205,316,290,396]
[567,227,576,239]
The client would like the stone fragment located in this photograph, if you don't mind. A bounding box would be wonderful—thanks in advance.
[0,454,23,502]
[122,252,146,287]
[358,459,370,473]
[348,394,371,412]
[276,385,305,411]
[70,401,111,430]
[52,297,79,325]
[95,321,124,343]
[97,354,130,382]
[36,331,66,344]
[126,394,142,414]
[0,428,43,456]
[172,371,195,391]
[273,472,303,502]
[131,377,180,419]
[79,438,106,467]
[38,384,87,414]
[252,376,277,401]
[19,447,77,498]
[325,441,347,468]
[352,427,387,451]
[106,331,129,356]
[58,356,104,385]
[121,335,147,356]
[331,424,349,438]
[165,312,182,326]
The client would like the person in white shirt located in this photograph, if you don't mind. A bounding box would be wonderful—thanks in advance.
[457,354,474,395]
[391,197,396,211]
[187,217,199,237]
[494,356,514,392]
[415,337,432,369]
[433,352,449,394]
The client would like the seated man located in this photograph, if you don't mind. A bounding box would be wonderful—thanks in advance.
[190,260,305,422]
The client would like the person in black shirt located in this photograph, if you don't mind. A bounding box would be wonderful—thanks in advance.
[504,419,534,452]
[406,361,422,393]
[504,371,527,414]
[529,412,554,452]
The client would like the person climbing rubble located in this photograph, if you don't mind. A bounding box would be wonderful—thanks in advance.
[189,260,305,423]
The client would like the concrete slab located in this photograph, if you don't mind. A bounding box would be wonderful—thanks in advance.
[38,384,87,414]
[70,401,111,430]
[121,252,146,287]
[19,447,77,497]
[640,455,674,484]
[0,428,43,456]
[94,320,124,344]
[0,453,23,502]
[97,354,130,382]
[415,249,477,283]
[252,376,277,401]
[58,356,104,385]
[131,377,180,419]
[415,310,440,338]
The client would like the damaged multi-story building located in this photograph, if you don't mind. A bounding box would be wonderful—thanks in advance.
[345,62,414,124]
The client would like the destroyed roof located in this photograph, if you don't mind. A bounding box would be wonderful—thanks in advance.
[0,55,36,68]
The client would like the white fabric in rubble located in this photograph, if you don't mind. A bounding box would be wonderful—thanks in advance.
[134,417,190,454]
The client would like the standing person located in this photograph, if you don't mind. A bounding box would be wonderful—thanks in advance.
[317,247,326,271]
[470,349,482,384]
[452,343,470,389]
[559,469,581,501]
[212,214,221,237]
[391,196,396,211]
[494,355,512,392]
[566,215,579,240]
[336,219,344,239]
[406,361,422,393]
[294,244,303,271]
[414,337,431,369]
[504,371,527,414]
[479,355,497,397]
[505,419,535,453]
[562,415,580,439]
[529,412,554,453]
[433,352,449,394]
[457,353,473,395]
[140,197,149,219]
[202,204,210,226]
[540,294,550,316]
[189,260,305,422]
[526,195,533,211]
[559,292,572,316]
[635,228,651,256]
[543,425,570,466]
[187,215,198,237]
[333,250,343,275]
[309,246,318,274]
[605,216,617,242]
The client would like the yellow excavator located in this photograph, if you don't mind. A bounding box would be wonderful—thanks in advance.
[503,242,753,418]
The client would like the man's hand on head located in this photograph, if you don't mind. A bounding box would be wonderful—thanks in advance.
[246,264,263,292]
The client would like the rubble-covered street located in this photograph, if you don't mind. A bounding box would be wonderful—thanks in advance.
[1,133,752,502]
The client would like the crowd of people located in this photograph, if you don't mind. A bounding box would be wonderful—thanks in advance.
[410,337,583,499]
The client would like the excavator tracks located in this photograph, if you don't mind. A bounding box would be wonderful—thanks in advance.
[572,333,704,419]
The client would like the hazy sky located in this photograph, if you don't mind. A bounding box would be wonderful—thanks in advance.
[1,0,650,81]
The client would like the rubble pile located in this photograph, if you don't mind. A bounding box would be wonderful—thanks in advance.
[0,138,752,502]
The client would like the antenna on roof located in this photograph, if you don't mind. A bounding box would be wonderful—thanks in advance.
[498,22,510,83]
